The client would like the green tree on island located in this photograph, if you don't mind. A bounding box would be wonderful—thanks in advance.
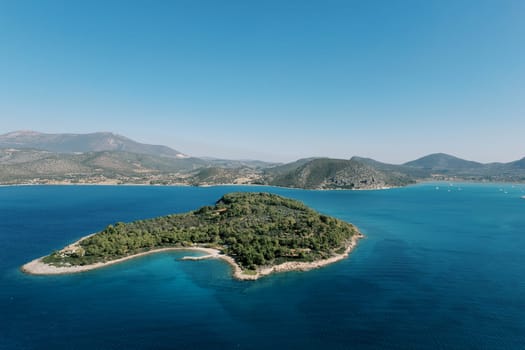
[43,192,358,270]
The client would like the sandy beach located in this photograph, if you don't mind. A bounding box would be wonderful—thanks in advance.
[22,232,363,280]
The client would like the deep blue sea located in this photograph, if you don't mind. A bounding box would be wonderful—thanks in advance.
[1,184,524,349]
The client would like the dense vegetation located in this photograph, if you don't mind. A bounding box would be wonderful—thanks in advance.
[43,193,358,270]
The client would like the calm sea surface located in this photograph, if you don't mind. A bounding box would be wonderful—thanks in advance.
[1,184,524,349]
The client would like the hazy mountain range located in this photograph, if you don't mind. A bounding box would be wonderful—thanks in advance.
[1,131,524,188]
[0,130,187,158]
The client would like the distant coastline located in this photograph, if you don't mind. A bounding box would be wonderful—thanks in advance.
[4,180,525,190]
[0,181,397,191]
[22,232,364,280]
[3,132,525,190]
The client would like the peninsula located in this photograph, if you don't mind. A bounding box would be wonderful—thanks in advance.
[22,192,363,280]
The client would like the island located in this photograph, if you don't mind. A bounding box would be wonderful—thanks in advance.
[22,192,363,280]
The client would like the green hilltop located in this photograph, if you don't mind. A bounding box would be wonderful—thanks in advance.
[43,192,359,270]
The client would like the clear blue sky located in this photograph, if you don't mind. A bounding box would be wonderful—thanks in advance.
[1,0,524,163]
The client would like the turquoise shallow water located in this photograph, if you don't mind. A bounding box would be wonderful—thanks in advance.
[1,184,524,349]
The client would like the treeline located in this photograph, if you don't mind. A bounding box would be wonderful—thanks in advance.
[44,192,357,269]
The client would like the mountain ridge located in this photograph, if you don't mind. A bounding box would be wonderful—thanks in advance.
[404,153,484,171]
[1,131,524,187]
[0,130,187,159]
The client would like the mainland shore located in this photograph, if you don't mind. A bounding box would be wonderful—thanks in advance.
[21,232,363,280]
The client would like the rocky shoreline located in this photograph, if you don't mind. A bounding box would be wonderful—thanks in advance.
[21,232,363,280]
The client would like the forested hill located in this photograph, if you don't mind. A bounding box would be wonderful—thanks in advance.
[43,193,359,270]
[265,158,415,189]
